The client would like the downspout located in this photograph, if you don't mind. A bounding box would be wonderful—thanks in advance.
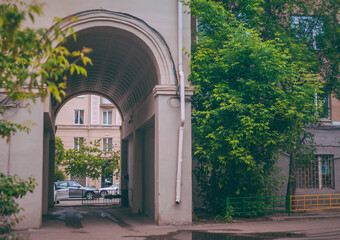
[176,1,185,205]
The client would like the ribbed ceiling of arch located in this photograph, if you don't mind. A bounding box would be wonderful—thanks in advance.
[52,26,158,118]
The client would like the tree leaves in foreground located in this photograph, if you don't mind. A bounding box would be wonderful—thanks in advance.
[0,173,36,239]
[0,0,91,236]
[56,137,120,181]
[0,0,92,142]
[187,0,324,214]
[213,0,339,98]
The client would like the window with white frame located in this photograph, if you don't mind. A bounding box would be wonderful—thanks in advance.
[74,137,84,150]
[103,138,113,151]
[297,155,334,189]
[320,92,330,120]
[102,111,112,125]
[74,110,84,125]
[315,88,330,120]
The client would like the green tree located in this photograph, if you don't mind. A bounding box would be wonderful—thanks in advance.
[211,0,339,197]
[187,0,323,214]
[0,173,36,239]
[0,0,91,237]
[0,0,92,142]
[54,137,66,181]
[213,0,339,97]
[56,138,120,181]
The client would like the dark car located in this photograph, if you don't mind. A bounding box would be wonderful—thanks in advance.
[55,180,100,200]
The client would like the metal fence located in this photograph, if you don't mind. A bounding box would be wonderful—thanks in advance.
[290,193,340,212]
[226,196,288,215]
[81,189,121,206]
[226,194,340,216]
[55,189,121,206]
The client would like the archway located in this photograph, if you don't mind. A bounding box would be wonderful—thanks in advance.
[41,10,193,225]
[0,5,193,228]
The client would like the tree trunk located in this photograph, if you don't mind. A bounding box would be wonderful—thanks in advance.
[286,151,297,211]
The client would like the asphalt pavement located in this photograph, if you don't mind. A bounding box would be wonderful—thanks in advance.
[17,205,340,240]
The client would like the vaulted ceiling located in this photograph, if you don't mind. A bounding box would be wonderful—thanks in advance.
[52,26,159,118]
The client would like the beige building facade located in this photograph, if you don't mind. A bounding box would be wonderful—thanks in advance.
[55,95,121,188]
[277,95,340,196]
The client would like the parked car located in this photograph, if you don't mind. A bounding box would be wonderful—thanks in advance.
[55,180,100,200]
[54,182,70,203]
[99,182,120,198]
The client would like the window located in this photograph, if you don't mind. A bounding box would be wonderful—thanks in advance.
[74,137,84,150]
[103,138,113,151]
[315,89,330,120]
[102,98,111,105]
[56,182,68,189]
[103,111,112,125]
[297,155,334,189]
[74,110,84,125]
[69,181,81,188]
[291,16,323,50]
[320,92,330,120]
[70,175,86,186]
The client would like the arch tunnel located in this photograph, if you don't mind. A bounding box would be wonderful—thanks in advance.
[0,2,194,228]
[42,10,194,226]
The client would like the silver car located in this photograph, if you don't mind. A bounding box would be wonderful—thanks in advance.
[55,180,100,200]
[99,182,120,198]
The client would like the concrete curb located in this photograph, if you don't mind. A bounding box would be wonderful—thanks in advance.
[270,214,340,221]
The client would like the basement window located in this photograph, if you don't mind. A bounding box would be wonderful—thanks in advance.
[297,155,334,189]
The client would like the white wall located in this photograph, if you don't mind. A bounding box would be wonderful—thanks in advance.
[0,100,45,229]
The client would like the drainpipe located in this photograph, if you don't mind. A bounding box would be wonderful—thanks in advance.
[176,1,185,205]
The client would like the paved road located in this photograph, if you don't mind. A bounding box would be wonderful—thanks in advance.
[20,206,340,240]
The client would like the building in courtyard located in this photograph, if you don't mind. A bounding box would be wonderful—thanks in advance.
[55,95,121,188]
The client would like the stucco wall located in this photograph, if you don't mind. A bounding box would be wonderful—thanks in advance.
[27,0,191,87]
[0,100,44,229]
[295,126,340,195]
[276,126,340,196]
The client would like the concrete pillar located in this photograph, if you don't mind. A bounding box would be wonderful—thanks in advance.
[42,130,50,215]
[153,85,193,225]
[132,130,143,214]
[121,139,129,207]
[48,139,55,208]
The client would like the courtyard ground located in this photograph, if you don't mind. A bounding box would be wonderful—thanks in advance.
[18,206,340,240]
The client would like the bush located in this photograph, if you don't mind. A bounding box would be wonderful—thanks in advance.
[0,173,36,239]
[54,168,66,182]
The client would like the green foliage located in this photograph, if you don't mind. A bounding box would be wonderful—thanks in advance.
[212,0,339,98]
[54,168,66,182]
[56,138,120,180]
[0,1,92,236]
[0,173,36,238]
[187,0,323,214]
[0,0,92,142]
[55,137,65,166]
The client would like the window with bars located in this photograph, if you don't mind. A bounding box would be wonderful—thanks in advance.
[74,110,84,125]
[102,111,112,125]
[74,137,84,150]
[71,175,86,186]
[103,138,113,151]
[297,155,334,189]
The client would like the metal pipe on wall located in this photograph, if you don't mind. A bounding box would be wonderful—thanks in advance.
[176,1,185,205]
